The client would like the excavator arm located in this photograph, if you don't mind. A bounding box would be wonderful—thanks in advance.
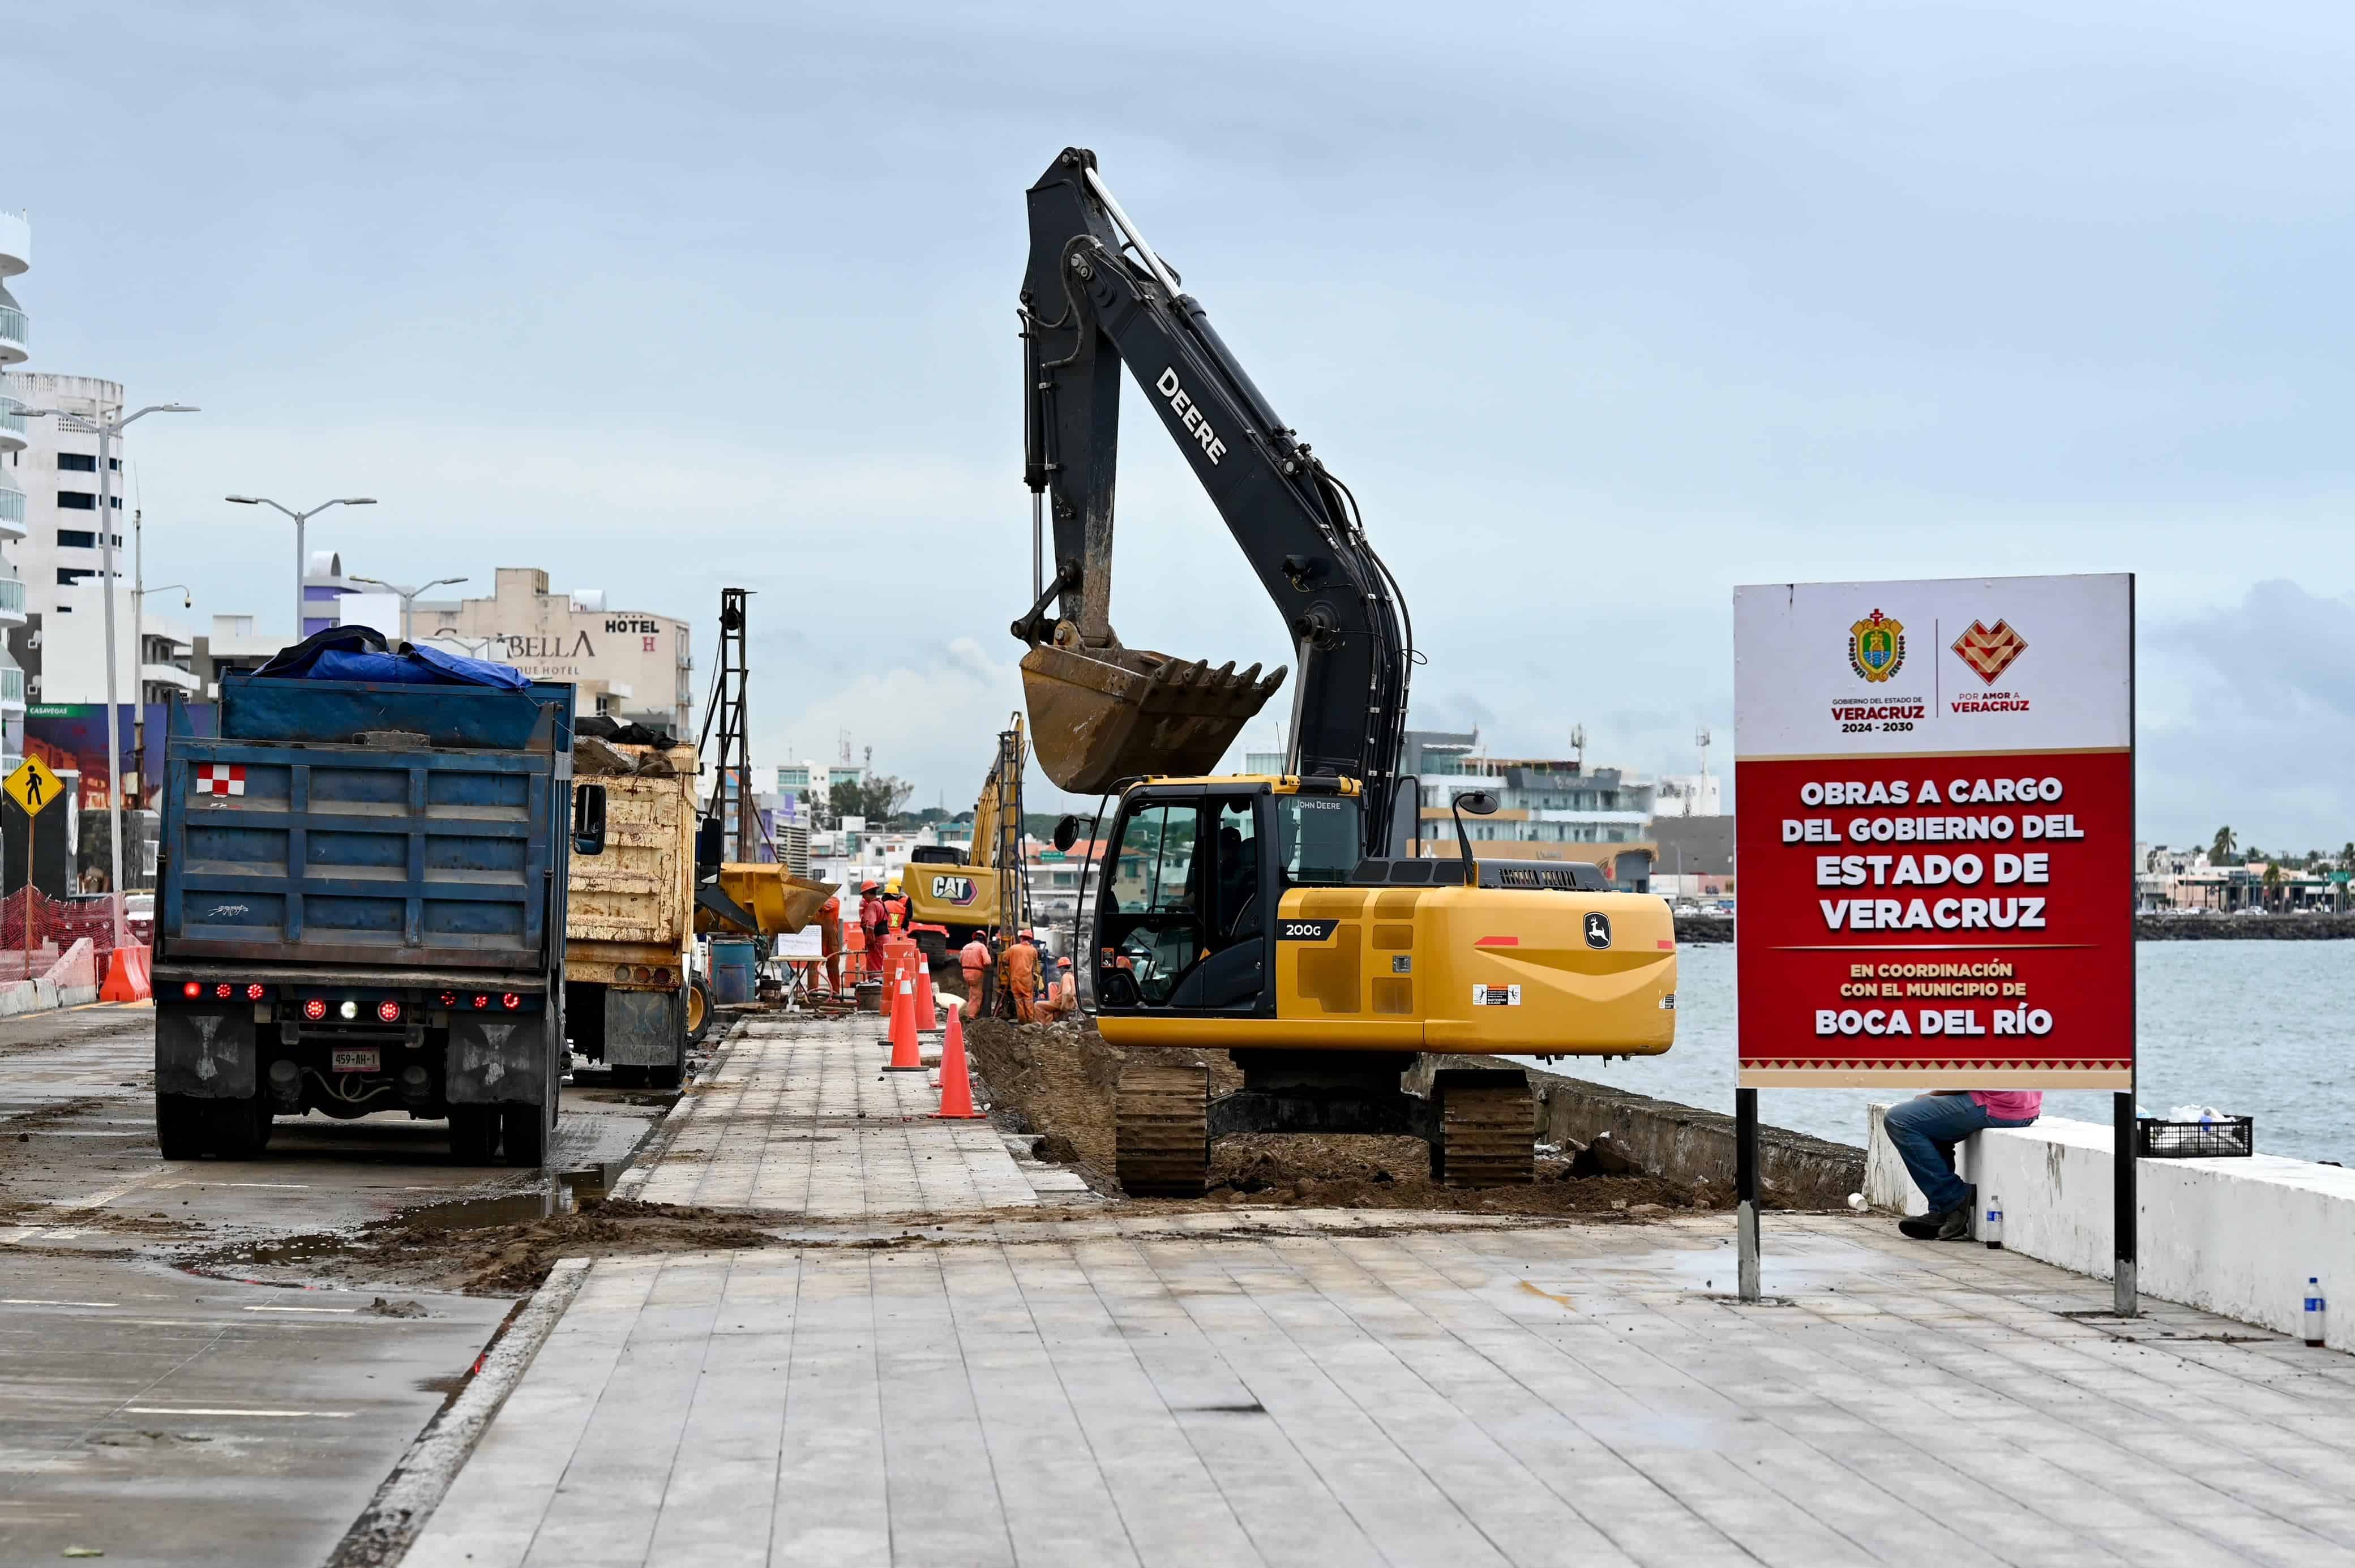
[1016,147,1414,856]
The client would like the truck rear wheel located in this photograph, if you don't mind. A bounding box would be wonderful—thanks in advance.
[448,1106,500,1164]
[685,976,713,1044]
[207,1095,272,1161]
[156,1093,209,1160]
[502,1103,549,1168]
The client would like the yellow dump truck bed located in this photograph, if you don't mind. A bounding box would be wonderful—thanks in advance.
[567,745,697,984]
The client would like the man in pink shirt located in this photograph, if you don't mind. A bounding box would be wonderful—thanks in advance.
[1886,1090,2043,1240]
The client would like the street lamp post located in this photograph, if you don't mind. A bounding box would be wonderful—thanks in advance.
[224,495,376,640]
[351,575,467,643]
[131,557,194,888]
[10,400,198,948]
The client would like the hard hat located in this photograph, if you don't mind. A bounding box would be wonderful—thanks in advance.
[862,881,878,892]
[1020,928,1035,938]
[885,879,901,894]
[1057,957,1072,969]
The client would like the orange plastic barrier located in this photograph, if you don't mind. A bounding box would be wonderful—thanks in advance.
[100,944,151,1003]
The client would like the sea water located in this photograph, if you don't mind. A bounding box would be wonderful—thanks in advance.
[1512,942,2350,1166]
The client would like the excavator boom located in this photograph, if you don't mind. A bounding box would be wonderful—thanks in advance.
[1017,148,1412,855]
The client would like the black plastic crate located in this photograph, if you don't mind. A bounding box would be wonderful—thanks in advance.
[2135,1116,2254,1159]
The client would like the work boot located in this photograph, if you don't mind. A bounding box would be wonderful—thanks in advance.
[1898,1200,1972,1241]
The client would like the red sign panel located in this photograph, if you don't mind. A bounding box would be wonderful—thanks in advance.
[1733,575,2133,1089]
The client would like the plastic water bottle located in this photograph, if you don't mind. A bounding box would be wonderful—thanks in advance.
[1846,1193,1868,1213]
[2305,1278,2327,1348]
[1983,1193,2003,1250]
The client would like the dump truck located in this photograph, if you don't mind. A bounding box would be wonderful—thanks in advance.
[564,740,705,1087]
[150,647,603,1168]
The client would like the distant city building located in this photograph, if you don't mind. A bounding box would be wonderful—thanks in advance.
[190,614,282,697]
[412,567,693,734]
[1654,771,1722,817]
[38,575,197,705]
[0,210,32,770]
[1650,814,1735,901]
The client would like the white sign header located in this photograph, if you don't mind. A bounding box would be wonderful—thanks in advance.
[1733,573,2132,759]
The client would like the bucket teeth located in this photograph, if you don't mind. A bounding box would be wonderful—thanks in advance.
[1020,642,1288,793]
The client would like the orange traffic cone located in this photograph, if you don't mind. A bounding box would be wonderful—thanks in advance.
[877,942,912,1044]
[912,950,939,1031]
[883,966,925,1072]
[932,1005,982,1118]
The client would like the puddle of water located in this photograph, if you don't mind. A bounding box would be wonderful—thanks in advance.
[401,1165,616,1231]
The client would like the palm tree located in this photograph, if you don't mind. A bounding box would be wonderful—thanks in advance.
[2262,861,2284,912]
[2210,826,2237,865]
[2340,842,2354,873]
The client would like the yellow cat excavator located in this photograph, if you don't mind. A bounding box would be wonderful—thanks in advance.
[1014,148,1677,1194]
[901,716,1031,966]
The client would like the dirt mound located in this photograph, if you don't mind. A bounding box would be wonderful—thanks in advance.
[964,1016,1715,1216]
[195,1199,787,1296]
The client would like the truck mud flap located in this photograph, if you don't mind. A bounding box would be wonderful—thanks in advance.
[156,1004,258,1099]
[603,988,683,1068]
[447,1013,551,1106]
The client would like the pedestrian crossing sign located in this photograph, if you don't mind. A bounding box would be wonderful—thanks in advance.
[4,756,61,817]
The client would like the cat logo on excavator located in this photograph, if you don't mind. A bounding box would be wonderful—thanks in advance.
[930,875,978,907]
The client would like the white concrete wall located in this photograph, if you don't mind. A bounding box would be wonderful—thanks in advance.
[1868,1105,2354,1351]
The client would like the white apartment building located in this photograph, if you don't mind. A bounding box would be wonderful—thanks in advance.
[0,211,35,769]
[5,372,131,718]
[37,574,198,705]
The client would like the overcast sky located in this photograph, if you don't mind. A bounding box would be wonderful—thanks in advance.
[12,2,2355,849]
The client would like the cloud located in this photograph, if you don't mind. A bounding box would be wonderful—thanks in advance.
[2140,580,2355,850]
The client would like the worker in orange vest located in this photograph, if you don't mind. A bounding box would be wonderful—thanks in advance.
[1002,934,1040,1023]
[1038,956,1078,1020]
[818,893,843,995]
[858,884,886,980]
[959,932,992,1019]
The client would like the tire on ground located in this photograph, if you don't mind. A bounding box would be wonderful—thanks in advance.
[502,1102,550,1168]
[156,1093,210,1160]
[448,1105,500,1164]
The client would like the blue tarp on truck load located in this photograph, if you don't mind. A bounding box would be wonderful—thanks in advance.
[158,674,576,970]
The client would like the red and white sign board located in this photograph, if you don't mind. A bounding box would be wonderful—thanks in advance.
[195,764,247,797]
[1733,573,2133,1089]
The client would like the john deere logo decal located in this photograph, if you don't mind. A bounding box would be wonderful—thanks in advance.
[1848,609,1906,683]
[1950,619,2027,685]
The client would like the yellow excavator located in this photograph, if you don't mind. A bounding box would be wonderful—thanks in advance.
[1014,148,1676,1193]
[901,716,1031,967]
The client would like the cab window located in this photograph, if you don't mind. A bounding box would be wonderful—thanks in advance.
[1276,795,1360,889]
[1104,802,1204,1003]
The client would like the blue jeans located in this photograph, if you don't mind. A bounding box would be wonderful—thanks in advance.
[1883,1094,2038,1214]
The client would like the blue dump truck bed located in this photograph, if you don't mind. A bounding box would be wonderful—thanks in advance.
[152,673,589,1168]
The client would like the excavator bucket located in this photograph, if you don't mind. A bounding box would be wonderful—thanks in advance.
[1021,641,1287,794]
[695,864,840,937]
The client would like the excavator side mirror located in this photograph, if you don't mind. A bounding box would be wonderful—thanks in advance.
[1052,815,1081,852]
[1449,789,1496,883]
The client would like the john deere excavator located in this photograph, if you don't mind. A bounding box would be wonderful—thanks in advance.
[1014,148,1677,1195]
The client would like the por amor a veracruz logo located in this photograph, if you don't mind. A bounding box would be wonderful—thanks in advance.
[1847,609,1906,683]
[1950,619,2028,684]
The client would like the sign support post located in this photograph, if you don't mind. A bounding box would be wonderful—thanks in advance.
[1735,1087,1761,1301]
[2115,1091,2138,1314]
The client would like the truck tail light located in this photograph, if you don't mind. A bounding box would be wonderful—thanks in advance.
[438,991,458,1008]
[473,995,490,1010]
[182,981,202,998]
[245,983,266,1001]
[214,983,234,999]
[303,999,328,1021]
[502,993,520,1010]
[654,967,670,984]
[377,1000,402,1023]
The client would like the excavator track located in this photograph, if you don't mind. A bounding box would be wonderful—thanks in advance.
[1431,1073,1535,1189]
[1115,1062,1211,1197]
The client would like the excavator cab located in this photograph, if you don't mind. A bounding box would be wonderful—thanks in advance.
[1092,779,1360,1018]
